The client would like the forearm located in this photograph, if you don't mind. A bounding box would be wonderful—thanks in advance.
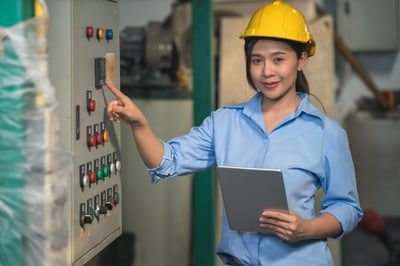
[305,213,342,240]
[105,81,165,167]
[130,120,164,168]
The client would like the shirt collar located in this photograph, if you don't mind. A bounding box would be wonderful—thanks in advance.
[295,93,326,123]
[235,92,326,125]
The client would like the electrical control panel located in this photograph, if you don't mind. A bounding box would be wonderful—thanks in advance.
[47,0,122,265]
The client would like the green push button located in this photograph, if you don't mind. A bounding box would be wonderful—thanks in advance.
[103,165,109,177]
[97,168,103,180]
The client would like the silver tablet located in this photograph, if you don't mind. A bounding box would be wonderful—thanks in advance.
[216,166,288,233]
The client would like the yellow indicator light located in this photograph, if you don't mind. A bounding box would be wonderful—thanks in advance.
[96,28,104,40]
[103,130,109,142]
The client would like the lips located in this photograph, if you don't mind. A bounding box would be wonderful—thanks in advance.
[261,81,280,89]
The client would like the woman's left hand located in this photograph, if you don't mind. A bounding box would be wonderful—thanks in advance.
[259,210,308,242]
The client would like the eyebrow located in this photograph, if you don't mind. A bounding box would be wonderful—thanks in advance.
[250,51,288,57]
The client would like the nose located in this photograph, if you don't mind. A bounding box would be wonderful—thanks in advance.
[262,61,274,78]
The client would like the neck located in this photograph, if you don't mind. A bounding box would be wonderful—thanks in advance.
[261,91,300,115]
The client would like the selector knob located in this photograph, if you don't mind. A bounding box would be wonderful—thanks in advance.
[80,213,93,227]
[105,200,113,211]
[95,204,107,217]
[99,205,108,215]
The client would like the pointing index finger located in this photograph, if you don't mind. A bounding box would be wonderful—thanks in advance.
[105,80,123,98]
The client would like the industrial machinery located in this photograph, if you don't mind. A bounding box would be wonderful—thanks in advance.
[46,0,122,265]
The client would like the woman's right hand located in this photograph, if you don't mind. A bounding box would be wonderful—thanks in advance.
[105,81,144,127]
[105,81,164,167]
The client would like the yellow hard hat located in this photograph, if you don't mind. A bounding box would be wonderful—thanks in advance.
[240,0,316,56]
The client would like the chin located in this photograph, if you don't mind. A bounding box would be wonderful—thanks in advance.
[261,91,285,101]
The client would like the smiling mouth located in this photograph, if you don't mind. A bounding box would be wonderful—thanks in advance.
[262,81,279,89]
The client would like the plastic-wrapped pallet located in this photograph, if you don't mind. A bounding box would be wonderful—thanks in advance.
[0,1,71,265]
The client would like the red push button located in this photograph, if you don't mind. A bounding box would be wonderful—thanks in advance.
[90,171,96,184]
[96,133,103,145]
[88,100,95,112]
[89,135,96,147]
[87,91,95,113]
[87,126,96,148]
[86,26,94,39]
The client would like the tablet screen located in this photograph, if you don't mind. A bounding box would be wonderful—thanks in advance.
[216,166,288,233]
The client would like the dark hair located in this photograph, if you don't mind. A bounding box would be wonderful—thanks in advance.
[244,37,310,94]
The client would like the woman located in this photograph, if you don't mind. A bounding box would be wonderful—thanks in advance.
[106,1,363,265]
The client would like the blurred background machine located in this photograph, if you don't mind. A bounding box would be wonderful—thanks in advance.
[46,0,123,265]
[119,0,335,113]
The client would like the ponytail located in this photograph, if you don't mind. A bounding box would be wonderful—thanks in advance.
[296,70,309,94]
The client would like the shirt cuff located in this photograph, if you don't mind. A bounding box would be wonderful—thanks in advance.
[319,203,363,239]
[145,140,172,183]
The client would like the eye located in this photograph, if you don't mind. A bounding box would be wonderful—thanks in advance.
[273,57,285,64]
[251,57,263,65]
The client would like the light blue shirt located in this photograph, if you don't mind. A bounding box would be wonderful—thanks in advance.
[147,92,363,266]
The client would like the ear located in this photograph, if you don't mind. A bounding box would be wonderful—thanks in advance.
[297,52,308,71]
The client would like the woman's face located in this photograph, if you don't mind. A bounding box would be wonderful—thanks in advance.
[249,39,306,102]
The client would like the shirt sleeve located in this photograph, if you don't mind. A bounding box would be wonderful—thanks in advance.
[319,126,363,239]
[147,115,217,183]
